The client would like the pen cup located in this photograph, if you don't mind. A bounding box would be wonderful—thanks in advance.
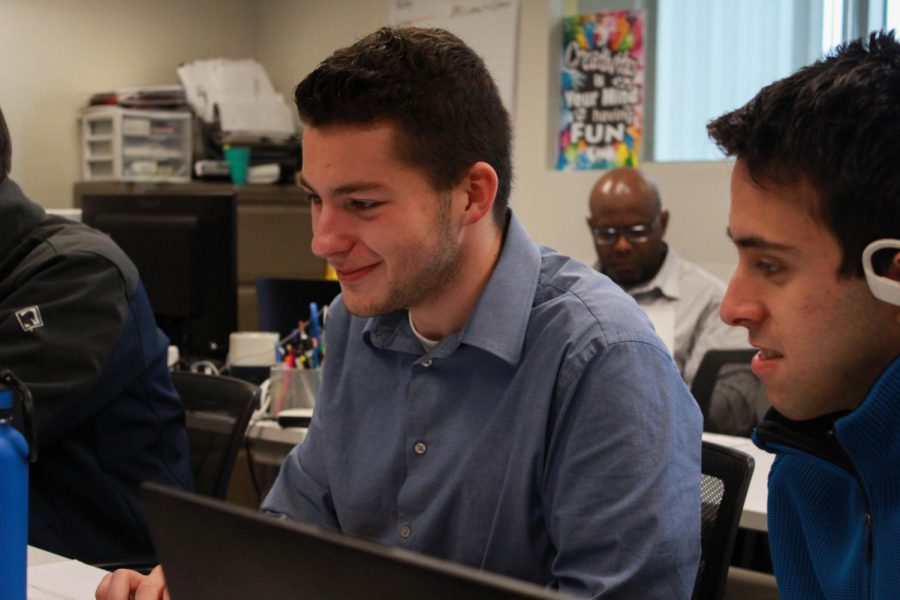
[268,365,321,415]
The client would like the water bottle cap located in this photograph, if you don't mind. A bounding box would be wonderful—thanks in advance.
[0,389,12,410]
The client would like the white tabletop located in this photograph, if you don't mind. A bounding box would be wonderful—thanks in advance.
[27,545,68,566]
[245,419,307,466]
[27,545,108,600]
[702,432,772,532]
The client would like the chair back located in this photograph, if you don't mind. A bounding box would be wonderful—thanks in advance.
[690,349,758,421]
[173,371,258,499]
[692,440,754,600]
[693,441,755,600]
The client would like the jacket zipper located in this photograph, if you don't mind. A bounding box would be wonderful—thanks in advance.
[864,510,873,598]
[765,444,875,597]
[827,426,873,599]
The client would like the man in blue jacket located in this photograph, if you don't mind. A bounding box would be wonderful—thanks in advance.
[0,105,194,563]
[708,32,900,599]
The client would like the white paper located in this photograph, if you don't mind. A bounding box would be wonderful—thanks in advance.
[389,0,521,115]
[28,560,108,600]
[216,96,295,138]
[177,59,296,136]
[641,303,675,356]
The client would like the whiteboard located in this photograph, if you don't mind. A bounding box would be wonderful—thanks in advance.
[389,0,521,115]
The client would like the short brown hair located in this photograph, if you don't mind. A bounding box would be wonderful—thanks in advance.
[708,31,900,278]
[294,27,512,225]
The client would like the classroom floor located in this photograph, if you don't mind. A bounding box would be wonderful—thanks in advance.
[725,567,779,599]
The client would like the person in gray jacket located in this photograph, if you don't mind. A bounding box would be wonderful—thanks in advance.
[0,105,193,563]
[587,167,769,434]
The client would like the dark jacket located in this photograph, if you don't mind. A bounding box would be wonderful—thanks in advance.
[0,178,193,562]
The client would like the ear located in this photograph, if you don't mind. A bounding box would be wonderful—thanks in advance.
[889,253,900,325]
[888,251,900,282]
[659,209,670,235]
[458,161,498,226]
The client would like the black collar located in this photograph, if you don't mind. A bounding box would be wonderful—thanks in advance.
[756,407,856,473]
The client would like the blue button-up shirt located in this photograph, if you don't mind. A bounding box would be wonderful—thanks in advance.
[263,212,702,599]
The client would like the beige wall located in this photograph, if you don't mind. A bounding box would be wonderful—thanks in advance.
[0,0,738,281]
[0,0,257,208]
[258,0,738,281]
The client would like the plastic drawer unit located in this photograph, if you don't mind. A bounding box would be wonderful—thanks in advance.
[81,106,192,183]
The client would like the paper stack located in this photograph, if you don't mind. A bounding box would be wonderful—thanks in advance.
[177,59,296,141]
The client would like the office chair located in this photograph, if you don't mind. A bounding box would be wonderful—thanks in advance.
[692,441,755,600]
[690,349,759,422]
[174,371,259,499]
[92,372,258,574]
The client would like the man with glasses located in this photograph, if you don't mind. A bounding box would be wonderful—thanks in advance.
[587,167,767,435]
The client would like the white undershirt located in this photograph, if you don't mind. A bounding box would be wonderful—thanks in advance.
[408,312,440,351]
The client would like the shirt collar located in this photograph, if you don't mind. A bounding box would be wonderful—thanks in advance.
[627,245,681,300]
[362,210,540,366]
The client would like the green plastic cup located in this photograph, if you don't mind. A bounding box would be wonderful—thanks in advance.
[224,146,251,184]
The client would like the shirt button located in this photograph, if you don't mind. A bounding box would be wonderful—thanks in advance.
[400,526,411,538]
[414,442,427,455]
[422,359,433,367]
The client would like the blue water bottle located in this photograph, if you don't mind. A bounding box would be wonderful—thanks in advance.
[0,370,37,600]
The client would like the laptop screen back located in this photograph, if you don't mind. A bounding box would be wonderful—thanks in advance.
[143,482,571,600]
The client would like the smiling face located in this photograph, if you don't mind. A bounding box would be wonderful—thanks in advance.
[720,160,900,420]
[302,122,463,319]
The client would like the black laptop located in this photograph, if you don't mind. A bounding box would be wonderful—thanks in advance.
[143,482,573,600]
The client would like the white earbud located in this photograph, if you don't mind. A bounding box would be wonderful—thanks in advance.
[863,239,900,306]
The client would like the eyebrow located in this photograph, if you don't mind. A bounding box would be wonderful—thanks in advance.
[298,176,388,197]
[590,219,655,228]
[725,228,799,253]
[603,223,652,229]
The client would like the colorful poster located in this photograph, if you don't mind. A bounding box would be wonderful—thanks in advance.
[557,11,644,170]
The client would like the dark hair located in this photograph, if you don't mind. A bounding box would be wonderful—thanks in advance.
[294,27,512,225]
[0,105,10,182]
[707,31,900,278]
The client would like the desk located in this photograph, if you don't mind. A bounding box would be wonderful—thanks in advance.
[702,432,772,532]
[27,545,68,566]
[27,545,108,599]
[245,419,306,466]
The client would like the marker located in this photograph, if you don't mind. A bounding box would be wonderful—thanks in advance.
[309,302,321,368]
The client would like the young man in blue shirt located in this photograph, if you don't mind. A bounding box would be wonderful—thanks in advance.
[708,32,900,599]
[99,27,702,599]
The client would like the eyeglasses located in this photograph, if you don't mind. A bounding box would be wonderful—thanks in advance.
[589,216,659,246]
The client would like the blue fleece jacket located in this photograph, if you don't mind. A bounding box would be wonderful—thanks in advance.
[754,356,900,599]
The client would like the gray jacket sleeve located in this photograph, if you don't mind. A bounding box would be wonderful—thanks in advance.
[0,247,128,445]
